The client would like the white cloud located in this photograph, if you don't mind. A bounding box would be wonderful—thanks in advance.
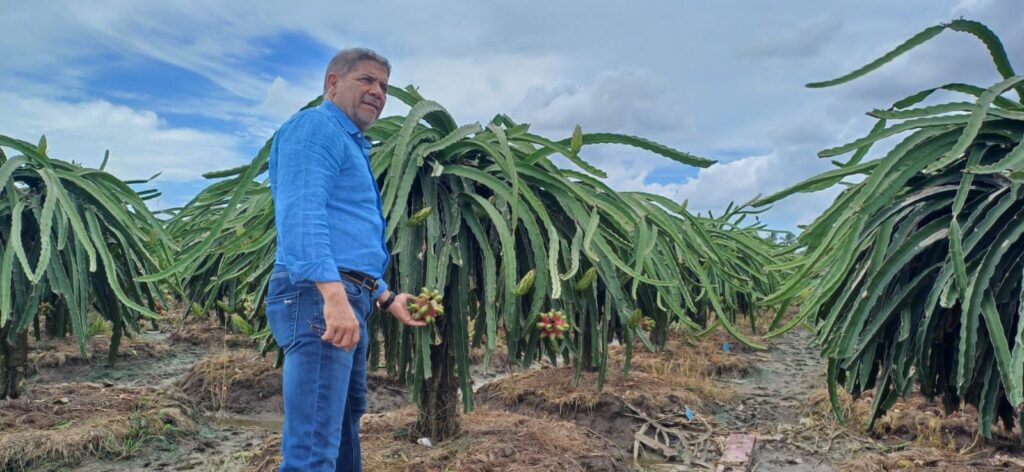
[2,0,1022,232]
[586,149,840,232]
[515,70,689,138]
[393,54,567,125]
[738,16,844,59]
[0,93,248,182]
[257,76,316,123]
[62,2,275,101]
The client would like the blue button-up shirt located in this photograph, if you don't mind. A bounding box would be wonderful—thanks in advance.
[269,100,390,299]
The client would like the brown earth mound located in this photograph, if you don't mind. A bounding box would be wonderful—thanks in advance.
[477,366,714,453]
[247,406,628,472]
[0,383,196,471]
[168,319,252,349]
[178,351,411,415]
[476,331,758,464]
[177,351,281,414]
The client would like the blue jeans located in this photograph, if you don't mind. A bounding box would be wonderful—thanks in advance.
[265,265,372,472]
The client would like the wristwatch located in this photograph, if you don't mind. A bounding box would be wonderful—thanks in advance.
[377,290,397,311]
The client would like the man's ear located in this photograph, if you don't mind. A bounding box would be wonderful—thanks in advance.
[325,73,338,98]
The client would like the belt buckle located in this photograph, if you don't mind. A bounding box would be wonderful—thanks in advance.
[343,271,377,292]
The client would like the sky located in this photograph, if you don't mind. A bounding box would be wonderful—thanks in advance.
[1,0,1022,232]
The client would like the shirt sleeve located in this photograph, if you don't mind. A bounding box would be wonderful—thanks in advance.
[372,278,389,301]
[273,117,344,285]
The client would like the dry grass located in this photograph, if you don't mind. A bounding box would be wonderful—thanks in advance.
[247,436,283,472]
[803,388,1024,470]
[246,406,628,472]
[480,366,703,416]
[0,383,196,471]
[178,351,411,415]
[806,388,872,430]
[177,351,281,414]
[805,388,1011,449]
[838,447,1024,471]
[611,330,758,404]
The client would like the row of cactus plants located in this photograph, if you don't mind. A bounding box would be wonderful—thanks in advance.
[160,86,790,440]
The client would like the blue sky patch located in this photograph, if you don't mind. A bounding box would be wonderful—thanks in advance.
[643,164,699,186]
[250,30,335,77]
[85,55,223,107]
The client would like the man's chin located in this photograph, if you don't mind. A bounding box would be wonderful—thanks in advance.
[356,116,377,131]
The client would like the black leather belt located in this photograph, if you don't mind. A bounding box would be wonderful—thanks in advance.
[340,270,379,292]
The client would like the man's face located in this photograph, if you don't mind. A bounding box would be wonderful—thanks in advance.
[326,60,389,131]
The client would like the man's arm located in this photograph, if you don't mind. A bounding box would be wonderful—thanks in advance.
[273,118,360,350]
[316,281,360,350]
[274,124,344,285]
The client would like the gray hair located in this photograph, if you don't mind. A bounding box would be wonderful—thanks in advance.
[323,48,391,93]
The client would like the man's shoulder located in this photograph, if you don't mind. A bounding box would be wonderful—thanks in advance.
[281,106,337,133]
[276,106,348,152]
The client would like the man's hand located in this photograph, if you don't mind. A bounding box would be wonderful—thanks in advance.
[386,293,427,327]
[316,282,360,350]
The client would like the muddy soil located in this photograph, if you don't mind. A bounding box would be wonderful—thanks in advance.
[67,422,273,472]
[11,323,273,472]
[0,383,199,472]
[29,332,206,389]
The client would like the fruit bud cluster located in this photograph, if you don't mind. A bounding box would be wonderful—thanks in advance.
[408,287,444,323]
[536,310,570,340]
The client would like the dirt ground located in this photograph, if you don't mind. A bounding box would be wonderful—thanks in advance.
[167,316,255,350]
[5,313,1024,471]
[245,406,629,472]
[176,350,409,416]
[711,328,1024,471]
[0,383,197,471]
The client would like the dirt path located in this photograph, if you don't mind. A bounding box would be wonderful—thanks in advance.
[713,328,848,471]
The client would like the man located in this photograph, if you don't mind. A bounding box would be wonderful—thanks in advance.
[265,47,425,472]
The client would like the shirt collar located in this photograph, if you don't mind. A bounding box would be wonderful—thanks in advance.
[320,100,371,150]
